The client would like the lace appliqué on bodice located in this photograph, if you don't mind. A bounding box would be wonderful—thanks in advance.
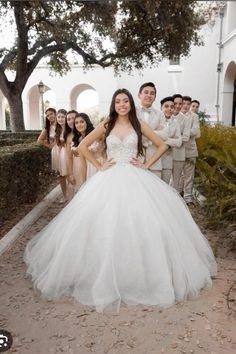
[106,132,138,163]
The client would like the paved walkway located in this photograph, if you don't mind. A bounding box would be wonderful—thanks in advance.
[0,196,235,354]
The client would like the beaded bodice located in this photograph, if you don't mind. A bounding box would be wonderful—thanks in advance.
[106,132,138,163]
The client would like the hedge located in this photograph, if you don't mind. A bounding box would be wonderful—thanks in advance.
[0,131,40,146]
[195,124,236,229]
[0,142,54,222]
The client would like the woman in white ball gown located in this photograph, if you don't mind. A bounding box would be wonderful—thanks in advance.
[24,89,217,312]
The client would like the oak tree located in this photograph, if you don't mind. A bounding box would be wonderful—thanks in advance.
[0,0,205,131]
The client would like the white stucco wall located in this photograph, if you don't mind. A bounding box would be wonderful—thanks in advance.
[22,65,117,129]
[219,1,236,126]
[224,1,236,35]
[19,22,222,129]
[117,23,219,117]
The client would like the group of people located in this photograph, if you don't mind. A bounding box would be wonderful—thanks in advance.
[24,85,216,313]
[37,82,201,207]
[37,108,105,203]
[136,82,200,207]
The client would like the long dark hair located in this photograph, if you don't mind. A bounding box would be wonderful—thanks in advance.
[64,110,78,142]
[104,88,143,156]
[45,107,56,144]
[72,113,94,147]
[55,109,67,146]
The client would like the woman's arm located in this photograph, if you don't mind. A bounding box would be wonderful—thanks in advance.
[131,121,168,169]
[78,122,107,170]
[37,129,51,149]
[79,152,87,185]
[142,121,168,168]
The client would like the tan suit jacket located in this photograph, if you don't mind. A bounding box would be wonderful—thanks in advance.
[161,116,182,169]
[172,112,191,161]
[136,106,169,170]
[184,112,200,158]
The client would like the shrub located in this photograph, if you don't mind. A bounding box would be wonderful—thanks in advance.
[0,143,54,222]
[197,110,210,124]
[196,124,236,230]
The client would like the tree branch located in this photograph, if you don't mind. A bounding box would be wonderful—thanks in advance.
[26,41,116,81]
[0,69,12,97]
[0,48,18,71]
[26,43,73,80]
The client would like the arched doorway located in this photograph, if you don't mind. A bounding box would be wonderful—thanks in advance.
[70,84,99,124]
[222,61,236,126]
[26,85,54,129]
[232,79,236,126]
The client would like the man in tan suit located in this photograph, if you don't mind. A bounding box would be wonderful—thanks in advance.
[160,96,182,184]
[171,94,191,193]
[190,99,200,114]
[136,82,169,178]
[180,96,200,206]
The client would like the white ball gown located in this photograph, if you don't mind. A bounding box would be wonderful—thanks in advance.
[24,132,217,312]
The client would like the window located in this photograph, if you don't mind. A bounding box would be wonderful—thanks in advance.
[169,55,180,66]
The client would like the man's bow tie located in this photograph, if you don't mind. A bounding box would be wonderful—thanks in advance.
[142,107,152,113]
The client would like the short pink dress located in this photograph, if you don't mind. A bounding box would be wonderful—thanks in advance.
[52,133,67,176]
[71,140,105,187]
[49,125,58,172]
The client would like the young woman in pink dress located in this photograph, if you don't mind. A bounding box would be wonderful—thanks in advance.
[67,113,95,189]
[53,109,68,202]
[37,108,57,171]
[64,110,78,200]
[64,110,78,149]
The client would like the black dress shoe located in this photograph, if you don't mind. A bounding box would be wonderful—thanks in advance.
[186,201,196,208]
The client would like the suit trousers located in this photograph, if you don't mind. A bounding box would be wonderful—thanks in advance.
[179,157,196,202]
[172,160,185,193]
[161,169,172,185]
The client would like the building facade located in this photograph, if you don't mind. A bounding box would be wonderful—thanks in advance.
[0,2,235,130]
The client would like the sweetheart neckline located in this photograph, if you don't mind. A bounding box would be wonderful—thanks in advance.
[107,132,136,142]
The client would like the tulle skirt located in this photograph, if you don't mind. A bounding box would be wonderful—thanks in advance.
[24,162,217,312]
[86,157,104,180]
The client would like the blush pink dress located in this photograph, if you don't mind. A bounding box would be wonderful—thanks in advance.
[52,132,67,176]
[49,125,57,172]
[71,140,105,187]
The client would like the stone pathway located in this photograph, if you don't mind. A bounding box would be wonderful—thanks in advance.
[0,199,235,354]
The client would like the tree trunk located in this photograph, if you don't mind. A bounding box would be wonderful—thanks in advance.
[7,91,25,132]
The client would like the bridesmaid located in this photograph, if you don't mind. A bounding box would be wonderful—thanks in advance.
[64,110,78,199]
[37,107,57,172]
[54,108,68,203]
[68,113,95,189]
[65,110,78,147]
